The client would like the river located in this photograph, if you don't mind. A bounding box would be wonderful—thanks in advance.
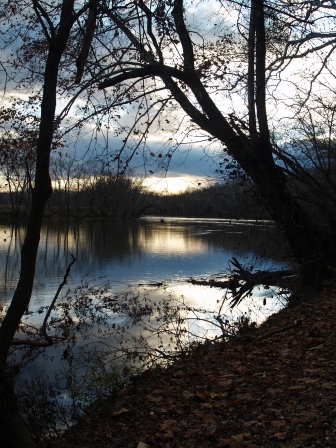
[0,216,288,307]
[0,217,291,429]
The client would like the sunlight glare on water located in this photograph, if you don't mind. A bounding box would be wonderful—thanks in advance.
[0,217,288,312]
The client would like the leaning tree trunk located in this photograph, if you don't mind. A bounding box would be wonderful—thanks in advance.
[247,147,327,288]
[0,2,76,446]
[246,0,327,287]
[0,172,53,448]
[0,369,36,448]
[173,0,329,287]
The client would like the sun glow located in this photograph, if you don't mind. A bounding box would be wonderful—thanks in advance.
[142,175,210,194]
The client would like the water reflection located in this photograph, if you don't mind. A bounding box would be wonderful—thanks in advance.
[0,217,288,309]
[0,217,287,310]
[2,217,291,430]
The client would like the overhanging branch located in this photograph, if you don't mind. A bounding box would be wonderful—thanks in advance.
[98,65,188,89]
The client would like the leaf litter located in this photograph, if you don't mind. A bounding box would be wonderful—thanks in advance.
[52,286,336,447]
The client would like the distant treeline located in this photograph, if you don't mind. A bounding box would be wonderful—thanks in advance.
[146,182,268,219]
[0,170,268,223]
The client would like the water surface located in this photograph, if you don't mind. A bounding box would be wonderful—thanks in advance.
[1,217,291,425]
[0,216,288,311]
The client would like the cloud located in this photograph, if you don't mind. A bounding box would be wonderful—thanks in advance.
[164,146,220,176]
[139,145,221,193]
[66,129,222,192]
[142,174,207,194]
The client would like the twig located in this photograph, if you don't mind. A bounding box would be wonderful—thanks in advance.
[247,319,302,347]
[10,336,66,347]
[11,254,76,347]
[42,254,76,344]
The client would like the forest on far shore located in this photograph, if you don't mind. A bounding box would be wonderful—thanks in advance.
[0,169,266,224]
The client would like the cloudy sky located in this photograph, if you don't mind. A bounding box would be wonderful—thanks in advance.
[0,0,230,195]
[72,134,222,193]
[132,144,222,193]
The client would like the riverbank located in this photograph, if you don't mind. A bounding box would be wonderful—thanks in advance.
[0,209,263,225]
[0,205,122,224]
[51,284,336,448]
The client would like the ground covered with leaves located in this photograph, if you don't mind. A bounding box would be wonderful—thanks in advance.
[52,287,336,448]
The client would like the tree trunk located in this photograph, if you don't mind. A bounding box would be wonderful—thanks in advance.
[0,369,36,448]
[247,0,327,287]
[0,2,76,446]
[171,0,328,286]
[248,149,327,287]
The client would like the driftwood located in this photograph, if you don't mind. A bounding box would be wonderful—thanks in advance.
[189,257,296,307]
[138,282,164,287]
[189,278,233,288]
[229,257,295,286]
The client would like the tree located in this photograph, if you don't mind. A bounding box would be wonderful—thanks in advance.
[90,0,336,286]
[49,151,79,218]
[272,85,336,257]
[0,107,37,222]
[0,1,98,446]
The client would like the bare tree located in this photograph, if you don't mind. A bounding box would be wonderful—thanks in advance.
[274,89,336,253]
[90,0,336,285]
[0,2,99,446]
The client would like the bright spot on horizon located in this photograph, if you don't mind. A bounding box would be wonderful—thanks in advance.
[142,175,210,194]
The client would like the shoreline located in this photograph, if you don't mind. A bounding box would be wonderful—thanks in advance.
[50,281,336,447]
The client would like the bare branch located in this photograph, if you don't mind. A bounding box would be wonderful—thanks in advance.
[75,0,98,84]
[11,255,76,348]
[172,0,195,70]
[98,65,188,89]
[138,0,164,64]
[32,0,55,41]
[42,254,76,344]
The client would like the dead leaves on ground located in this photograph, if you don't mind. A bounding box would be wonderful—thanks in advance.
[52,289,336,447]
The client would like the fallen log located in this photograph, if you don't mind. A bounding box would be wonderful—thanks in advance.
[229,257,295,286]
[189,278,234,289]
[188,257,296,307]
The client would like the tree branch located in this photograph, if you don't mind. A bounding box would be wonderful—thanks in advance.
[138,0,164,64]
[98,65,188,89]
[75,0,98,84]
[172,0,195,70]
[247,0,258,142]
[11,254,76,348]
[32,0,55,41]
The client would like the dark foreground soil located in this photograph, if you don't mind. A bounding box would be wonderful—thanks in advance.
[51,287,336,448]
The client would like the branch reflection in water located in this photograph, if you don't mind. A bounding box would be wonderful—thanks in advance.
[0,217,290,436]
